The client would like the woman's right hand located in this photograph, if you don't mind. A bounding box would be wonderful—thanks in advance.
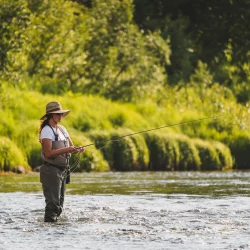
[67,146,78,154]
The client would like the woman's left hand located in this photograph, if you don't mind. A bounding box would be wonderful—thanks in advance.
[74,146,85,153]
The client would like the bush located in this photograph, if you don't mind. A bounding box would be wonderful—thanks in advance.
[0,110,15,138]
[72,113,97,132]
[88,129,148,171]
[193,139,221,171]
[13,120,42,168]
[173,134,201,171]
[226,132,250,169]
[112,136,138,171]
[87,130,115,167]
[130,133,149,170]
[212,140,233,170]
[108,112,127,128]
[69,130,109,172]
[144,133,180,171]
[0,136,30,172]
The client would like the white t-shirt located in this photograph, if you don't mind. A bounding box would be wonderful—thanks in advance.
[40,125,69,142]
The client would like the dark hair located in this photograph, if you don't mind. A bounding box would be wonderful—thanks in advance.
[39,114,52,142]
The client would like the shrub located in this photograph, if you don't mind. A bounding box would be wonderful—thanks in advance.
[173,134,201,171]
[212,140,233,170]
[112,135,138,171]
[144,133,180,171]
[193,139,221,170]
[130,133,149,170]
[87,130,115,167]
[69,130,109,172]
[0,136,30,172]
[88,129,148,171]
[72,114,97,132]
[0,110,15,138]
[108,112,127,128]
[13,120,42,168]
[226,132,250,169]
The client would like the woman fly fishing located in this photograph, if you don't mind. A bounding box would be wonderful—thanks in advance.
[39,101,85,222]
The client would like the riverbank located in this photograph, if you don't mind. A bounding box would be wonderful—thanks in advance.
[0,87,249,173]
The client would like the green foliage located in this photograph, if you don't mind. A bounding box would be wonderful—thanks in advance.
[69,129,109,172]
[193,139,220,171]
[112,136,138,171]
[226,132,250,169]
[133,0,250,91]
[72,113,97,132]
[232,82,250,104]
[0,0,30,70]
[162,16,196,84]
[173,134,201,171]
[145,133,180,171]
[83,0,168,101]
[87,130,115,166]
[13,120,41,168]
[130,133,149,170]
[0,136,29,172]
[108,112,127,128]
[1,0,171,102]
[1,0,250,173]
[0,86,247,172]
[212,140,233,170]
[88,129,148,171]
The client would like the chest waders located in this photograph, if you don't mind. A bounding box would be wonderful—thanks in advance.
[40,125,70,222]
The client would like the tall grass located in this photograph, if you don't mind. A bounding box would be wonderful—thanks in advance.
[88,129,149,171]
[193,139,220,171]
[66,128,109,172]
[0,137,30,172]
[144,133,180,171]
[0,86,248,172]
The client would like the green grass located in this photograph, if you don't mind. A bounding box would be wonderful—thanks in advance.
[0,85,248,172]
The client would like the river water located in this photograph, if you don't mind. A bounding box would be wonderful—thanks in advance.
[1,171,250,250]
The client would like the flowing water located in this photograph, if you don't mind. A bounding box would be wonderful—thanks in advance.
[1,171,250,250]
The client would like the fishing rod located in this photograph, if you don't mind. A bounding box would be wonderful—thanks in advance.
[83,113,231,148]
[66,112,250,177]
[65,114,230,176]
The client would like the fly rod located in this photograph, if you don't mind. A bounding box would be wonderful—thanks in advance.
[83,114,231,148]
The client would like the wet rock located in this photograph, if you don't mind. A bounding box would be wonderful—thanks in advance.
[33,166,41,172]
[15,166,25,174]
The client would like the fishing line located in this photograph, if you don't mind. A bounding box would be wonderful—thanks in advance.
[83,114,230,148]
[232,113,250,136]
[66,112,249,176]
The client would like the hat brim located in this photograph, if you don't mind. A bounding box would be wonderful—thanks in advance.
[40,110,70,120]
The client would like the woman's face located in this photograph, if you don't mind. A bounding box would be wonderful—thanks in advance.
[51,113,64,123]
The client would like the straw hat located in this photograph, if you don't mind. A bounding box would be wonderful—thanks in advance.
[40,101,70,120]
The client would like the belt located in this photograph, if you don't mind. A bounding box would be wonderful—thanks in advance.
[43,161,67,171]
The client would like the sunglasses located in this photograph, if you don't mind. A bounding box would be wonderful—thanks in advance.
[53,113,64,116]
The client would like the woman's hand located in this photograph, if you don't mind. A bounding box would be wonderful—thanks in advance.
[74,146,85,153]
[67,146,79,154]
[69,146,85,154]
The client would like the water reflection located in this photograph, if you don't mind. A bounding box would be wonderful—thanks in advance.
[1,171,250,196]
[1,171,250,250]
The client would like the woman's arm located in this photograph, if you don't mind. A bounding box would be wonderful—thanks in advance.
[67,136,85,153]
[42,138,78,158]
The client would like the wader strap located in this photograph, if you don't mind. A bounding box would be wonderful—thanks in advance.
[58,125,67,140]
[48,125,58,141]
[56,126,70,184]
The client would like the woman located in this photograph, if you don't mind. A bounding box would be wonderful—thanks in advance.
[39,101,85,222]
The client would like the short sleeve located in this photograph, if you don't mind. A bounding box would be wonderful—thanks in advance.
[40,126,54,141]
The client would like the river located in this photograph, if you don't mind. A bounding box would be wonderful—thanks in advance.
[0,171,250,249]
